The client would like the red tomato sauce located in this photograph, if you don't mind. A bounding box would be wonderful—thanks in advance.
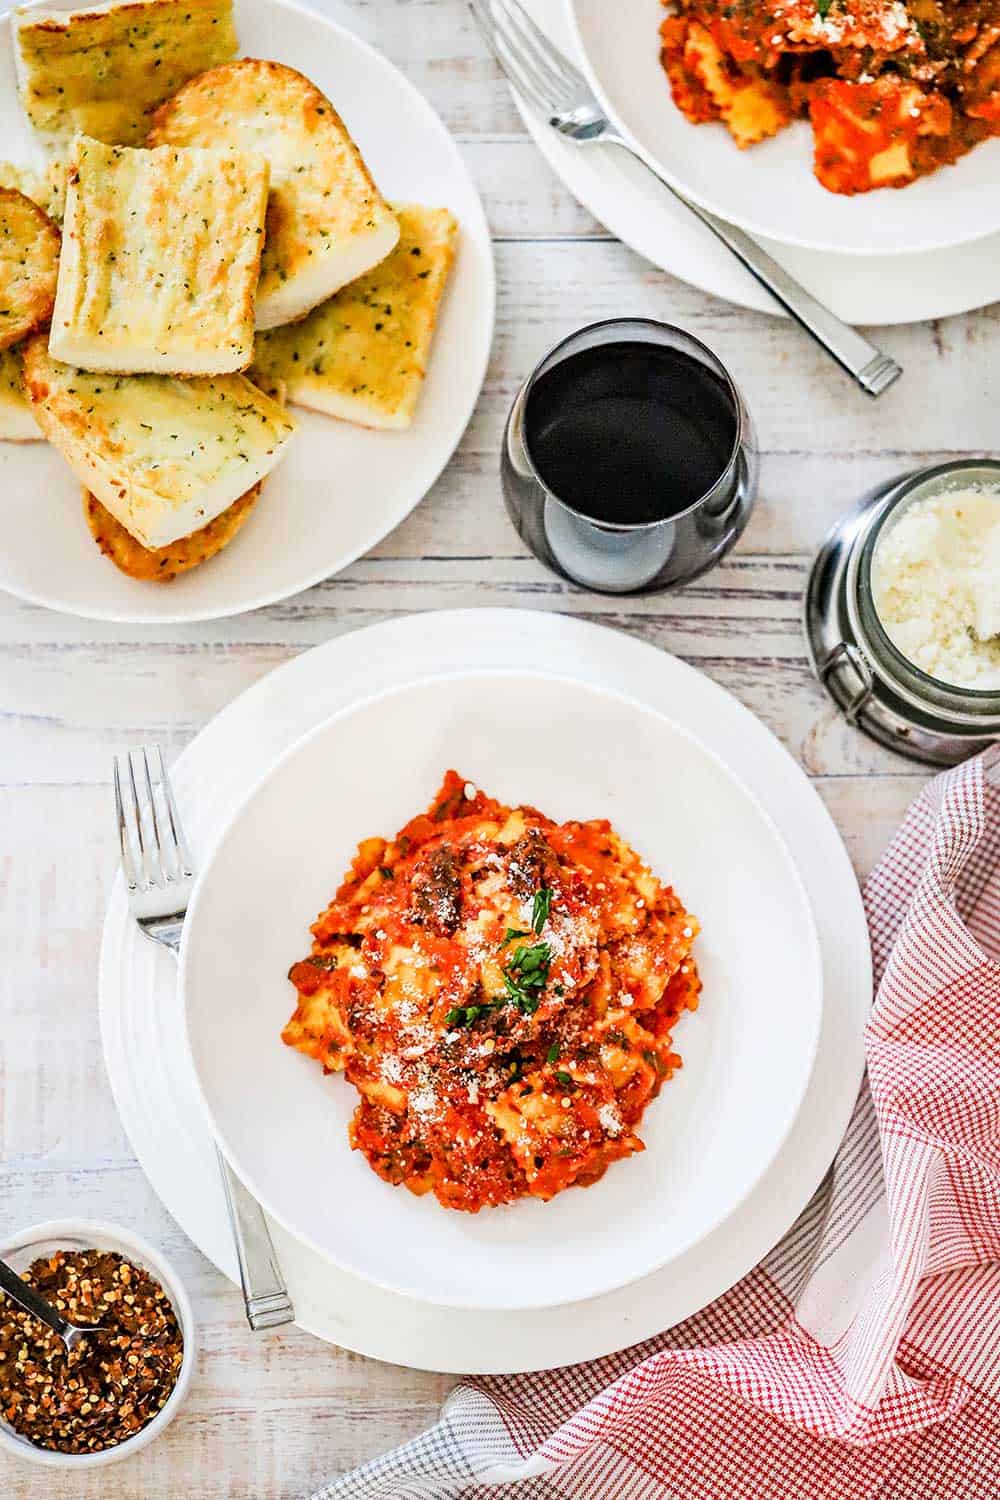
[283,771,702,1213]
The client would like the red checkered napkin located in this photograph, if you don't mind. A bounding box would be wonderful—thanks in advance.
[318,750,1000,1500]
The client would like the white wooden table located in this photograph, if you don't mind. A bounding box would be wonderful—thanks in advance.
[3,1,996,1493]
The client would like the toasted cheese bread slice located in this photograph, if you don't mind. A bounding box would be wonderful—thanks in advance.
[251,205,458,430]
[0,163,47,209]
[22,334,295,549]
[83,483,260,579]
[0,159,66,223]
[49,135,270,375]
[0,188,60,351]
[14,0,238,148]
[0,346,42,442]
[148,59,400,329]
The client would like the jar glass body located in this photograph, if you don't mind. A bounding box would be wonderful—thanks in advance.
[849,460,1000,731]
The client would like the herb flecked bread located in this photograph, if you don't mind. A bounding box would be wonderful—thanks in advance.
[251,204,458,430]
[0,159,67,225]
[22,334,295,549]
[148,59,399,330]
[49,135,270,375]
[0,188,61,351]
[14,0,238,147]
[0,347,42,442]
[83,483,261,580]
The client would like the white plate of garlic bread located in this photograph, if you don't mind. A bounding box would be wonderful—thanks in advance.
[0,0,494,620]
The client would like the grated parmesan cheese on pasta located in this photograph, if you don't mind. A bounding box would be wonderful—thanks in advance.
[282,769,703,1212]
[871,489,1000,689]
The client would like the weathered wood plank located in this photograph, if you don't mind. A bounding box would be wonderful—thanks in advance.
[463,140,608,240]
[0,594,915,785]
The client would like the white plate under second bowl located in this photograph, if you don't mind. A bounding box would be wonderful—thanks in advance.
[0,0,494,623]
[568,0,1000,258]
[514,0,1000,323]
[181,668,821,1312]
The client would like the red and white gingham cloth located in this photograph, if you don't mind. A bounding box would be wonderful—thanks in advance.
[316,750,1000,1500]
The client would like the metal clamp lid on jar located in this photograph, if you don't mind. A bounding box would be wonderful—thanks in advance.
[805,460,1000,768]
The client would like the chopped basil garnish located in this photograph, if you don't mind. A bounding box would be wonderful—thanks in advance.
[531,886,553,932]
[502,940,552,1013]
[496,886,556,1012]
[445,1004,481,1027]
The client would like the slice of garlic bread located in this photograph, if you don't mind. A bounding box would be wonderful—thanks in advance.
[22,335,295,549]
[0,187,60,351]
[0,163,48,209]
[0,346,42,441]
[43,157,68,224]
[148,59,399,329]
[83,483,260,580]
[14,0,238,147]
[50,135,269,375]
[0,159,66,223]
[251,205,458,430]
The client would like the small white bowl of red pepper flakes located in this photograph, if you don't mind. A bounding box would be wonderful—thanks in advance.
[0,1220,195,1468]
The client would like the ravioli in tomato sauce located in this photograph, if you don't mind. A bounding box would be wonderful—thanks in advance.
[282,771,701,1212]
[660,0,1000,195]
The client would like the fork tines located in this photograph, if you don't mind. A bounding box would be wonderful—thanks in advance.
[114,746,194,893]
[469,0,585,116]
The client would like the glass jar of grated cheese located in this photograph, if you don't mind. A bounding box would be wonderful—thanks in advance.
[869,488,1000,690]
[857,467,1000,720]
[806,460,1000,767]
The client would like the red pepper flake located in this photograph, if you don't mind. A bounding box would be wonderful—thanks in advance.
[0,1249,183,1454]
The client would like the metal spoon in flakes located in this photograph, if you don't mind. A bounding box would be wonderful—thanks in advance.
[0,1256,108,1353]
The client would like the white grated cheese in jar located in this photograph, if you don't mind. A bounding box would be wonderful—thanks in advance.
[871,488,1000,689]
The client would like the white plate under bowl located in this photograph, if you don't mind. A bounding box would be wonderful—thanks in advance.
[100,609,870,1371]
[567,0,1000,257]
[0,0,494,623]
[181,668,821,1311]
[515,0,1000,323]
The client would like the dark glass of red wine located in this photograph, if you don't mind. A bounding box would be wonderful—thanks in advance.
[501,320,758,594]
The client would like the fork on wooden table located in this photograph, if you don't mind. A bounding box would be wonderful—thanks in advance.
[114,746,295,1332]
[469,0,902,398]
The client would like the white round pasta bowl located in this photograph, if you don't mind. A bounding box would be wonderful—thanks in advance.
[181,669,822,1311]
[0,1219,195,1470]
[567,0,1000,256]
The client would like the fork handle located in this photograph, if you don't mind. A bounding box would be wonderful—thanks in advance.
[609,138,902,397]
[217,1150,296,1331]
[158,941,294,1330]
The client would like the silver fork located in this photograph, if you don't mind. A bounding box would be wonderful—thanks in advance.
[114,746,295,1332]
[470,0,902,397]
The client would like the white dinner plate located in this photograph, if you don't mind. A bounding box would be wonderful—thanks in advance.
[0,0,494,623]
[568,0,1000,256]
[100,610,871,1369]
[515,0,1000,323]
[181,670,821,1310]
